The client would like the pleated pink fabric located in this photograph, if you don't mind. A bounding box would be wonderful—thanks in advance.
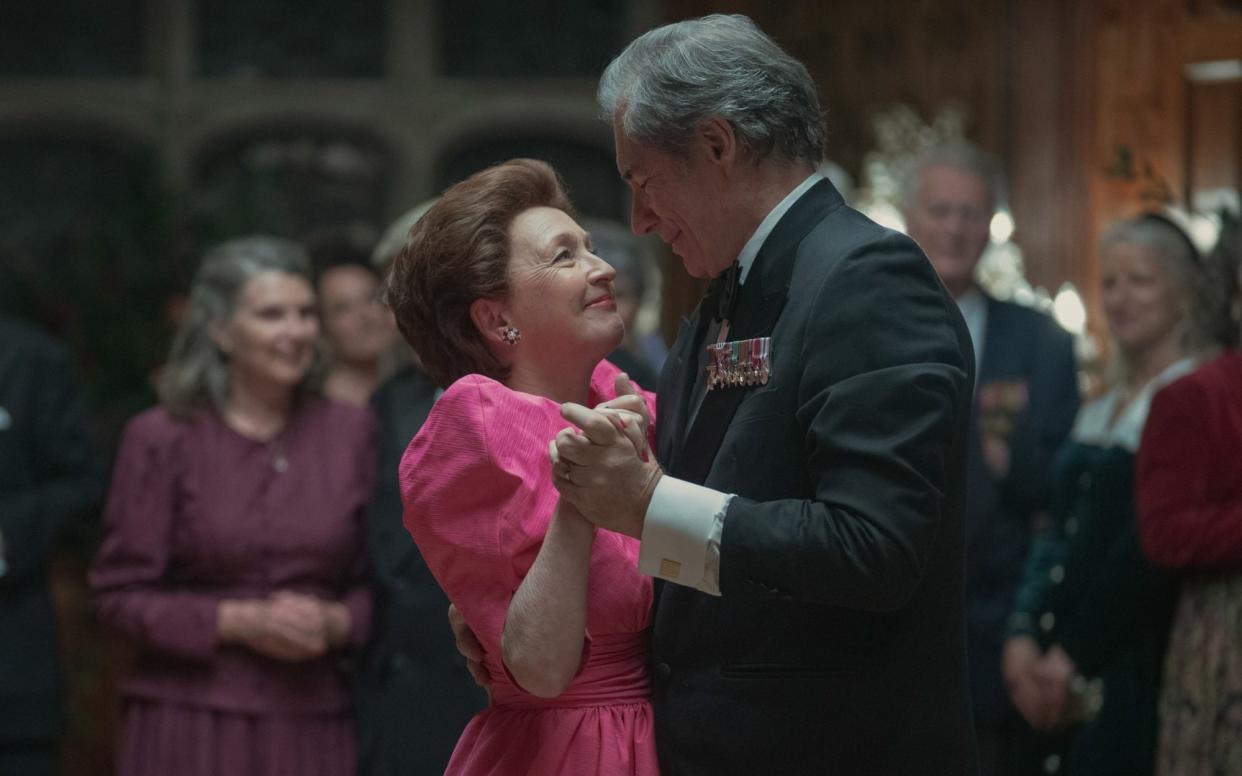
[401,360,659,776]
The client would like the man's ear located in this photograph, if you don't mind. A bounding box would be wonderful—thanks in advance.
[698,116,737,169]
[469,297,512,345]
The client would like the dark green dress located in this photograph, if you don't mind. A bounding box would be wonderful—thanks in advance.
[1008,361,1193,776]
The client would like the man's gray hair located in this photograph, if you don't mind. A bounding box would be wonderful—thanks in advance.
[598,14,826,164]
[159,235,322,417]
[902,141,1005,214]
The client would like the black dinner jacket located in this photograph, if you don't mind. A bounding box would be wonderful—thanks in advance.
[0,316,102,744]
[651,180,979,775]
[356,365,485,776]
[964,296,1078,726]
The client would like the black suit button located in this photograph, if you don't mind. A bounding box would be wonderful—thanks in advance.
[390,653,411,672]
[656,662,672,680]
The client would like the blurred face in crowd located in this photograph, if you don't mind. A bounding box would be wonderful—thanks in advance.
[615,123,737,280]
[502,206,624,367]
[905,164,994,298]
[317,264,395,365]
[613,273,641,336]
[1099,241,1186,356]
[215,270,319,393]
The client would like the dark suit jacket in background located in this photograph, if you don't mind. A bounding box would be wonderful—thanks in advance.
[651,180,978,774]
[355,365,485,776]
[965,298,1078,726]
[0,316,102,746]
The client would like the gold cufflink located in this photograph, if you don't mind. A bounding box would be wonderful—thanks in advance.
[659,558,681,578]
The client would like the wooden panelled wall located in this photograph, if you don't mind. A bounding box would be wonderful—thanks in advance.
[658,0,1242,343]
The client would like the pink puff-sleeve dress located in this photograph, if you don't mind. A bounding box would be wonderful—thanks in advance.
[400,359,659,776]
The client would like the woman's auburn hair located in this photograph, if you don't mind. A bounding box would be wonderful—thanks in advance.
[383,158,574,387]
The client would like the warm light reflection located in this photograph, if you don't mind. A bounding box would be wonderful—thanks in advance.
[1053,283,1087,335]
[990,209,1015,243]
[866,202,907,233]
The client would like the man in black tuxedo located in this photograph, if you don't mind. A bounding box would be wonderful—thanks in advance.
[902,143,1079,776]
[0,316,102,776]
[553,14,978,774]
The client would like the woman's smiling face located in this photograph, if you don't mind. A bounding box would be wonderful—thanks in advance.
[502,206,625,366]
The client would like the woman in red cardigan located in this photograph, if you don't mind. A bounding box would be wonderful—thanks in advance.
[1137,215,1242,775]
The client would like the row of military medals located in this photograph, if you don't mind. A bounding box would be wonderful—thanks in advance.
[706,334,772,390]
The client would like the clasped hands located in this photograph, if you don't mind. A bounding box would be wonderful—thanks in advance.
[1002,636,1081,731]
[218,590,350,662]
[549,373,663,539]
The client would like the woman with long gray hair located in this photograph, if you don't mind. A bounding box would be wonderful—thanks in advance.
[90,236,375,776]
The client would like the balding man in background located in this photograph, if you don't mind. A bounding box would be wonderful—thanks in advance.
[903,143,1079,776]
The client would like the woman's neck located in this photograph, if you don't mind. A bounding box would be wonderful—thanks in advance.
[324,359,382,407]
[1123,333,1184,395]
[224,375,294,440]
[505,357,595,406]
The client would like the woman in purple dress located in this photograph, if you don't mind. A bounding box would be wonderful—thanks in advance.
[90,237,375,776]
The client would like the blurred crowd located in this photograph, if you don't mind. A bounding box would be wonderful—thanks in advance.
[1,143,1239,776]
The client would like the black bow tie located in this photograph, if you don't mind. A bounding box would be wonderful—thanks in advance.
[705,262,741,324]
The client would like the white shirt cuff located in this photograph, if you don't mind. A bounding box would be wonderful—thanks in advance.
[639,476,729,596]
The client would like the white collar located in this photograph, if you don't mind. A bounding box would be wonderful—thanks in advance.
[735,172,826,286]
[954,287,988,372]
[955,287,986,314]
[1072,357,1197,451]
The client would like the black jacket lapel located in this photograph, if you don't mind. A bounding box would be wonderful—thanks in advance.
[977,294,1004,384]
[673,179,843,485]
[656,313,701,468]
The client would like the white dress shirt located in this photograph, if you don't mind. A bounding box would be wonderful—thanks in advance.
[955,287,988,373]
[637,172,826,594]
[1071,358,1196,452]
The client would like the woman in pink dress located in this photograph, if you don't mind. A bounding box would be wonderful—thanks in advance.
[383,159,660,775]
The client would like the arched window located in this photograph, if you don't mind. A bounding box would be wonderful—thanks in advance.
[191,128,393,241]
[436,0,624,78]
[0,0,143,76]
[196,0,386,77]
[0,134,181,416]
[438,136,624,220]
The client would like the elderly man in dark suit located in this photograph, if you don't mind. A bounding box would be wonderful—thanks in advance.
[552,14,978,774]
[902,143,1079,776]
[0,315,102,776]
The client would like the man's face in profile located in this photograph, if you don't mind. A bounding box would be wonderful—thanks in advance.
[904,164,993,297]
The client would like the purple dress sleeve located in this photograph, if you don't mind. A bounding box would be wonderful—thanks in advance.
[89,411,221,663]
[340,409,377,650]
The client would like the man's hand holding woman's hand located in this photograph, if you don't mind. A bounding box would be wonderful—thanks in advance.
[551,373,662,539]
[448,373,663,687]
